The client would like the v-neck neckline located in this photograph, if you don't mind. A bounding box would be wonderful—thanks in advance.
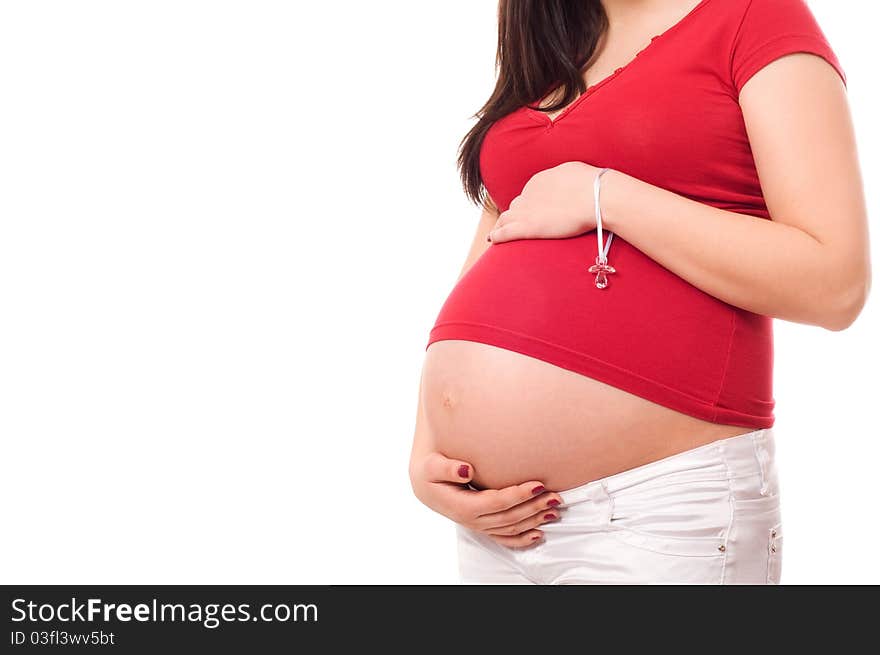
[525,0,713,128]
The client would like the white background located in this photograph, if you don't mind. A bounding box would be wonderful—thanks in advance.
[0,1,876,584]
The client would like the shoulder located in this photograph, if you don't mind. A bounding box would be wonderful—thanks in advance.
[705,0,834,47]
[722,0,845,94]
[732,0,830,36]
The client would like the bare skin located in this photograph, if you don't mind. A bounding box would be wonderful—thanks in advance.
[409,0,871,549]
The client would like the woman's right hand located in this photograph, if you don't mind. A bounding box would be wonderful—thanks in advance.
[409,450,563,548]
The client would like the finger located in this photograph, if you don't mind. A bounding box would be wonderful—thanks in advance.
[423,452,475,484]
[487,201,524,235]
[488,529,545,549]
[487,212,507,242]
[473,480,549,517]
[488,221,532,244]
[472,491,563,530]
[483,507,559,537]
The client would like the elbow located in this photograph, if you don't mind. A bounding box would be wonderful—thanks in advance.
[822,270,871,332]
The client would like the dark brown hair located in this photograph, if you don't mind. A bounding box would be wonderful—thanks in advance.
[458,0,608,210]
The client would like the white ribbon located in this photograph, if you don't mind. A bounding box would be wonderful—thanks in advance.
[593,167,614,263]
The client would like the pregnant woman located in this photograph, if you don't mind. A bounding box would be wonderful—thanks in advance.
[409,0,870,584]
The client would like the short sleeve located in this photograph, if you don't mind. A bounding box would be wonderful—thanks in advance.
[730,0,846,94]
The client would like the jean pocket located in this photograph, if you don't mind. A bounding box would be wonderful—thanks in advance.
[609,524,729,558]
[766,522,783,584]
[606,478,732,558]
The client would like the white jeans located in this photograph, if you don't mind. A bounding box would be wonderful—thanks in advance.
[457,427,783,584]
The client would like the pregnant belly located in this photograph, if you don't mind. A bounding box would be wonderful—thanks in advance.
[422,339,752,492]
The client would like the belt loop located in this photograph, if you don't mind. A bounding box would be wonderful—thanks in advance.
[750,429,771,496]
[598,480,613,525]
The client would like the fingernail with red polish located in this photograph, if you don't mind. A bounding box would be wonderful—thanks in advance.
[531,485,545,495]
[544,513,556,520]
[457,464,469,478]
[531,535,542,541]
[547,499,560,507]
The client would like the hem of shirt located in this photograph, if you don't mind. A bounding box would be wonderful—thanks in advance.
[426,320,775,430]
[733,33,847,94]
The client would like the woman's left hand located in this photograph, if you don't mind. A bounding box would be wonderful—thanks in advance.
[487,161,602,244]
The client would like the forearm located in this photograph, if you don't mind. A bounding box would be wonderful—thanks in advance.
[601,170,867,330]
[409,369,437,489]
[407,372,448,513]
[409,205,494,491]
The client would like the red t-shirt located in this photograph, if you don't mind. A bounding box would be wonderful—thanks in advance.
[426,0,846,429]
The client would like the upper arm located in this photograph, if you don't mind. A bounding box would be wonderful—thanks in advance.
[739,53,869,286]
[729,0,869,298]
[455,194,500,281]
